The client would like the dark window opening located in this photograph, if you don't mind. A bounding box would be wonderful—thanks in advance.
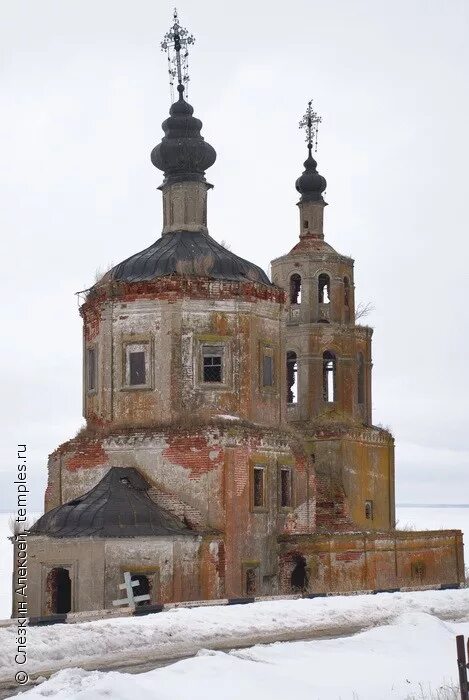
[318,273,330,304]
[411,561,426,582]
[280,467,292,508]
[263,354,274,387]
[253,467,265,508]
[344,277,350,307]
[291,555,309,592]
[365,500,373,520]
[303,220,309,229]
[290,274,302,304]
[47,567,71,614]
[87,347,96,391]
[203,348,223,383]
[323,351,336,402]
[131,573,151,606]
[286,351,298,404]
[358,353,365,405]
[245,567,258,595]
[129,351,146,386]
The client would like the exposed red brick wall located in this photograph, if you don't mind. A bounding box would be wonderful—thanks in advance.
[65,442,108,472]
[162,433,222,478]
[81,277,286,321]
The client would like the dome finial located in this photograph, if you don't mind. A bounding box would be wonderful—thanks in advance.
[295,99,327,201]
[161,8,195,103]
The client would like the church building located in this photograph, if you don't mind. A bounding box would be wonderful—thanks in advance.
[15,13,464,617]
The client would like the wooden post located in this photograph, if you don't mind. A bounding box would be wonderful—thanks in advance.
[456,635,468,700]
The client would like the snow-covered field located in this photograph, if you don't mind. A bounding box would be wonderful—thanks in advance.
[2,591,469,699]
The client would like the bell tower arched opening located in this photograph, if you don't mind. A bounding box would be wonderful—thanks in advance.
[318,273,330,304]
[323,351,336,403]
[290,274,302,304]
[287,351,298,404]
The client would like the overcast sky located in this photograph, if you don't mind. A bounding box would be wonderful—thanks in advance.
[1,0,468,511]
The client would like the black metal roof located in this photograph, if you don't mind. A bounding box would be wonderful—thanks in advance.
[105,230,272,286]
[29,467,196,539]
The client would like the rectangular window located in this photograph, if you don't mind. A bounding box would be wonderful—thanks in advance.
[262,354,274,387]
[129,351,146,386]
[280,467,293,508]
[202,346,223,383]
[253,466,265,508]
[124,342,150,389]
[245,567,258,596]
[87,347,97,392]
[365,500,374,520]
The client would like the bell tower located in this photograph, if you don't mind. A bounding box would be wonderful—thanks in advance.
[271,101,395,531]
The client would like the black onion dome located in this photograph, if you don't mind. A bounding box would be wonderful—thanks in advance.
[104,230,273,286]
[151,86,216,184]
[295,148,327,201]
[29,468,195,538]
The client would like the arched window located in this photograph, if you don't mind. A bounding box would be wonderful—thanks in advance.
[286,351,298,404]
[344,277,350,307]
[46,567,71,614]
[290,274,302,304]
[357,352,365,405]
[323,351,336,402]
[318,274,330,304]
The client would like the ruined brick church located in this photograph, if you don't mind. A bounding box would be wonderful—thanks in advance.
[17,14,464,617]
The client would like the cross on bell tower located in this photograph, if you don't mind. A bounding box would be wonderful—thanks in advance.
[299,100,322,154]
[295,100,327,239]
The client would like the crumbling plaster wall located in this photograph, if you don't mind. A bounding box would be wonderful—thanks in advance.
[83,292,286,429]
[279,529,465,594]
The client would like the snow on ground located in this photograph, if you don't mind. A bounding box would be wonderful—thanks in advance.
[9,612,469,700]
[1,589,469,677]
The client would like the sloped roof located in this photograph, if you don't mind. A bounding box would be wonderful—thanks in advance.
[103,230,272,286]
[30,467,196,539]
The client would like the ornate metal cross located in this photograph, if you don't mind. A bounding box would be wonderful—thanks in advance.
[112,571,150,608]
[299,100,322,153]
[161,8,195,102]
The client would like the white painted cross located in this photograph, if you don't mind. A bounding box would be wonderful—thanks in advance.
[112,571,150,607]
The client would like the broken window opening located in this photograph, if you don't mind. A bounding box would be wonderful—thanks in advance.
[129,351,146,386]
[253,466,265,508]
[323,351,336,402]
[202,346,223,383]
[245,567,258,595]
[280,467,293,508]
[318,273,330,304]
[358,352,365,405]
[262,354,274,387]
[87,347,97,392]
[286,351,298,404]
[365,500,374,520]
[46,567,71,614]
[291,555,309,592]
[344,277,350,307]
[411,561,426,582]
[290,274,302,305]
[130,573,151,606]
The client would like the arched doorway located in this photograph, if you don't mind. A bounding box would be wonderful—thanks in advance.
[291,555,309,592]
[46,567,71,614]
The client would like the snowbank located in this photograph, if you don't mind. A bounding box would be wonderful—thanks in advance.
[8,611,469,700]
[1,589,469,679]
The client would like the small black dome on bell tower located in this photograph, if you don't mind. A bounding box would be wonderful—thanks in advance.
[295,147,327,202]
